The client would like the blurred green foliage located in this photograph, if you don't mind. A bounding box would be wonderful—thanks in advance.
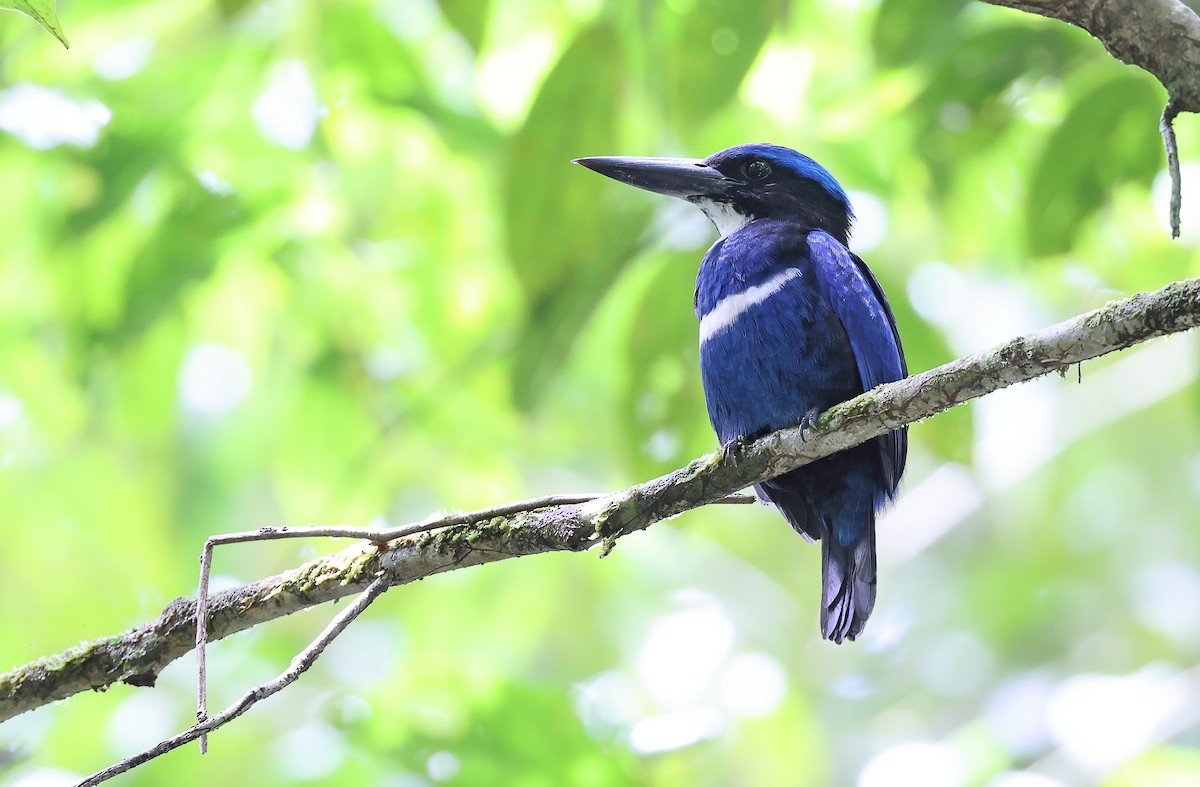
[1,0,1199,785]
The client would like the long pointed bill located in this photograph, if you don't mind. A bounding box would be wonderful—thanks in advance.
[572,156,733,200]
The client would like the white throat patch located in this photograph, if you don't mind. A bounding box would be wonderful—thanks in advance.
[699,267,803,344]
[693,198,753,238]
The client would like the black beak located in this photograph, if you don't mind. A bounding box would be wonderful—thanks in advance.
[572,156,733,200]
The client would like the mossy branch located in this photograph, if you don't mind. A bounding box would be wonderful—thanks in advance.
[3,275,1200,725]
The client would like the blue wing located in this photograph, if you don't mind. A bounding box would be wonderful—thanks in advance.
[807,231,907,496]
[693,223,907,642]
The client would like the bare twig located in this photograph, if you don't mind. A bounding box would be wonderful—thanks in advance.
[3,276,1199,727]
[1162,99,1183,239]
[82,577,389,787]
[192,490,754,750]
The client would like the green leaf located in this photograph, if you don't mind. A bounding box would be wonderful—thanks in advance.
[318,4,499,152]
[214,0,256,20]
[108,172,249,345]
[872,0,966,68]
[916,26,1085,115]
[1,0,68,48]
[1026,73,1162,255]
[503,25,649,406]
[912,25,1087,193]
[656,0,784,127]
[620,251,711,474]
[318,4,422,103]
[438,0,491,51]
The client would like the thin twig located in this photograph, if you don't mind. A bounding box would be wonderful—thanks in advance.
[369,491,754,540]
[203,492,754,549]
[1161,98,1183,239]
[83,576,389,787]
[193,491,754,750]
[196,538,212,754]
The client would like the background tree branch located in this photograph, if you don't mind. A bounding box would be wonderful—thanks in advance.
[3,275,1198,726]
[982,0,1199,235]
[982,0,1200,112]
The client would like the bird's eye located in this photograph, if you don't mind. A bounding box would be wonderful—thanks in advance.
[744,160,771,180]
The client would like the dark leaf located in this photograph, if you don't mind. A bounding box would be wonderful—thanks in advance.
[620,251,711,474]
[656,0,785,127]
[438,0,491,51]
[1026,73,1161,255]
[503,25,648,406]
[872,0,968,68]
[110,172,249,345]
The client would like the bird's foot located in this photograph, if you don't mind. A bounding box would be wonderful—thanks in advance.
[720,436,749,465]
[798,407,822,442]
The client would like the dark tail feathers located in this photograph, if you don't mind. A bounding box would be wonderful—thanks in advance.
[757,474,878,643]
[820,520,877,643]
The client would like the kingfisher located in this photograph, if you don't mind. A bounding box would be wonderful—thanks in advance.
[574,144,907,642]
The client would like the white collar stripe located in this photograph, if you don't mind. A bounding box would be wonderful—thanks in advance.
[699,268,802,344]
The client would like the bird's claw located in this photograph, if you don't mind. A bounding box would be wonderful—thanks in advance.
[720,436,747,464]
[798,407,821,442]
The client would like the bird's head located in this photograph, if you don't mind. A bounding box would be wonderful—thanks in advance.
[574,143,854,245]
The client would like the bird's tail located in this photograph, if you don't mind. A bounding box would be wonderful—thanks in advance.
[758,472,879,643]
[819,516,877,643]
